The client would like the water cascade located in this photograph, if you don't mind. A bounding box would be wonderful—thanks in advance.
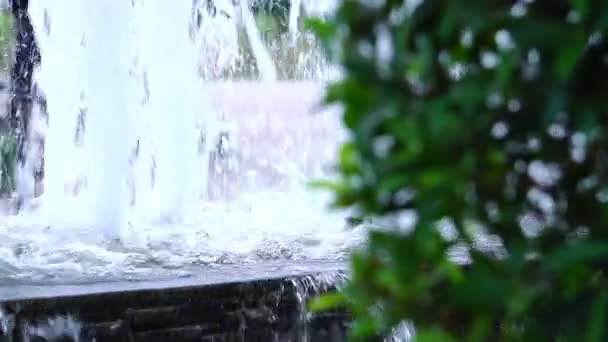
[80,2,136,238]
[0,0,355,282]
[289,0,302,40]
[28,0,87,219]
[133,1,206,222]
[239,0,277,81]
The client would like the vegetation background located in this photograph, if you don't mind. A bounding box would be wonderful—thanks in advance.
[0,7,11,72]
[310,0,608,341]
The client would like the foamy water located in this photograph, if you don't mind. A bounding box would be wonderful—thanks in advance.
[0,188,362,283]
[0,0,359,283]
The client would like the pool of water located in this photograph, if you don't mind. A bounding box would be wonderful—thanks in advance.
[0,186,363,284]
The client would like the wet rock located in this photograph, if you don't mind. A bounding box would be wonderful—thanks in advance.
[0,269,349,341]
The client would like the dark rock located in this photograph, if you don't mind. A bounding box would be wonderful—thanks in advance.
[0,264,350,341]
[7,0,41,161]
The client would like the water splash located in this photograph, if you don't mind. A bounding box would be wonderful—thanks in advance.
[386,321,416,342]
[288,271,348,341]
[301,0,339,18]
[0,0,354,281]
[194,0,240,79]
[239,0,277,81]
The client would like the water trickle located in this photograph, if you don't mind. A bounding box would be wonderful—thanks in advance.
[386,321,416,342]
[288,271,348,341]
[22,315,81,342]
[0,307,15,340]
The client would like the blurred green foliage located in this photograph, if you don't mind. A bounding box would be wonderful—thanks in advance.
[0,9,13,195]
[252,1,325,80]
[0,132,16,193]
[309,0,608,340]
[0,9,12,72]
[213,0,325,80]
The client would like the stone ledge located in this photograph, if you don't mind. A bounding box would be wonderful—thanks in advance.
[0,261,350,341]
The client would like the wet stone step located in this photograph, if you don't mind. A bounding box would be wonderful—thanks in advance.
[0,263,349,342]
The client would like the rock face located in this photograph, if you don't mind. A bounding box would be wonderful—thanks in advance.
[1,0,44,200]
[7,0,41,162]
[0,270,349,342]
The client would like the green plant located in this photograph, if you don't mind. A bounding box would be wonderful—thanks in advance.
[309,0,608,341]
[0,132,16,193]
[0,9,13,72]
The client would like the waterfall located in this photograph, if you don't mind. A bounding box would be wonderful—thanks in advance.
[28,0,86,220]
[28,1,209,232]
[26,0,334,232]
[80,1,135,237]
[29,1,138,236]
[289,0,302,41]
[0,0,356,281]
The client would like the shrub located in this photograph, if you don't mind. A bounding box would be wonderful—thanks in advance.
[0,9,13,71]
[310,1,608,341]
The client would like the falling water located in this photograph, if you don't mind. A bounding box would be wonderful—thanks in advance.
[26,1,207,229]
[0,0,357,282]
[133,1,205,222]
[239,0,277,81]
[28,0,85,220]
[289,0,302,40]
[22,315,82,342]
[80,1,135,238]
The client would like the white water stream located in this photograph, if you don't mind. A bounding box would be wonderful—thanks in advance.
[0,0,360,283]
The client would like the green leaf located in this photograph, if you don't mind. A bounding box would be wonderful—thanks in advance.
[309,0,608,339]
[545,242,608,272]
[585,290,608,342]
[415,328,458,342]
[308,179,341,191]
[308,292,347,312]
[339,142,361,173]
[555,30,586,80]
[305,17,334,39]
[466,315,492,342]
